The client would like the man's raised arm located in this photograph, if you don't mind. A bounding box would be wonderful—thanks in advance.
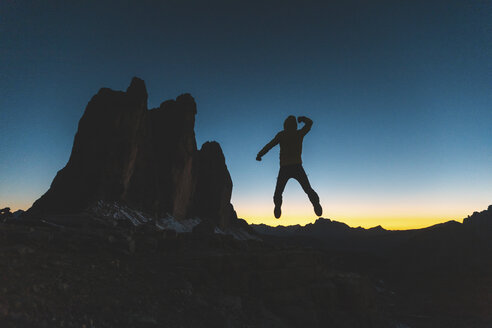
[256,133,280,161]
[298,116,313,136]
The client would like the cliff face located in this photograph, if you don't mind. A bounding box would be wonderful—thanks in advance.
[191,141,236,228]
[29,78,236,228]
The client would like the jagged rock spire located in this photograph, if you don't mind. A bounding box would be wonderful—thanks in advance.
[29,78,237,229]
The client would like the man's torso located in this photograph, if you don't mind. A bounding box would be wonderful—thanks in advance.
[278,130,304,166]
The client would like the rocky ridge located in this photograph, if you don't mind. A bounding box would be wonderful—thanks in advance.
[28,78,238,231]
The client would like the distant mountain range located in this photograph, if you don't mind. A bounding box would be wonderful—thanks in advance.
[252,205,492,260]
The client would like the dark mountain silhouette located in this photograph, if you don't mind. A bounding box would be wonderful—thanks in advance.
[252,206,492,258]
[251,207,492,327]
[28,78,238,230]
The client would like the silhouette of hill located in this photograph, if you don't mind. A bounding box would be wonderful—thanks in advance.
[252,208,492,272]
[252,207,492,327]
[252,208,492,255]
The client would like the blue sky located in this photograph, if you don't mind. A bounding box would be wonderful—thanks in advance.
[1,0,491,228]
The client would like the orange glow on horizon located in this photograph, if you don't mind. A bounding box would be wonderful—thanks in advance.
[4,201,469,230]
[233,189,492,230]
[240,213,466,230]
[3,196,488,231]
[0,202,32,213]
[235,201,478,230]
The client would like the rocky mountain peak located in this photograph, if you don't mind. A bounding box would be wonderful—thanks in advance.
[126,76,148,107]
[28,78,238,229]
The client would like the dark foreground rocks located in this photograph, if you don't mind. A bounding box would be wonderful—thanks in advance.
[0,219,392,328]
[252,206,492,328]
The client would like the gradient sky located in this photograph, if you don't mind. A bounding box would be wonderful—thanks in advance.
[1,1,491,229]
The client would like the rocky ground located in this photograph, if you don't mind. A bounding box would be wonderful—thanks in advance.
[2,207,492,327]
[0,216,392,328]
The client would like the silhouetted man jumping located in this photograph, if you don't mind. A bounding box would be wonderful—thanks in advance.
[256,115,322,219]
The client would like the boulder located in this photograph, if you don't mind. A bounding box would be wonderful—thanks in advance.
[0,208,12,221]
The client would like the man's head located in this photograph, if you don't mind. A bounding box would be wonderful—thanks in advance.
[284,115,297,131]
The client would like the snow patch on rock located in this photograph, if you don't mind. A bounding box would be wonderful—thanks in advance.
[89,201,258,240]
[156,216,201,233]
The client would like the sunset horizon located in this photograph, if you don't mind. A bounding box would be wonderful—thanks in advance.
[2,2,491,232]
[5,158,490,231]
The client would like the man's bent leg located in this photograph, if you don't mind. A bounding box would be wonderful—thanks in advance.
[294,165,322,216]
[273,166,290,218]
